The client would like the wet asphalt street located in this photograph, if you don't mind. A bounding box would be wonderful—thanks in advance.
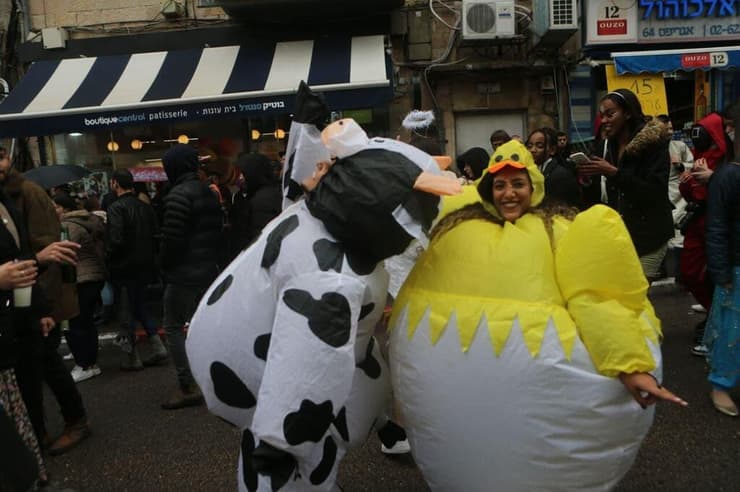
[44,284,738,492]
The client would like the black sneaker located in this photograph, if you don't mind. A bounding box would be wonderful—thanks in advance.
[378,420,410,454]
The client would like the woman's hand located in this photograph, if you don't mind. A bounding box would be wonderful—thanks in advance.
[0,260,38,290]
[619,372,688,409]
[40,317,55,337]
[577,156,618,177]
[690,158,713,184]
[36,240,80,266]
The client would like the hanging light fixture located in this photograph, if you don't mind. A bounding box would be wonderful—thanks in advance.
[131,139,143,150]
[275,128,286,140]
[107,141,120,152]
[177,134,189,144]
[251,129,261,141]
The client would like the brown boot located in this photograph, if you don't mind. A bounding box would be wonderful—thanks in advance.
[48,418,91,456]
[161,385,204,410]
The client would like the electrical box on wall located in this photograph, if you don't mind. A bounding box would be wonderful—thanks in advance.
[42,27,68,50]
[462,1,516,40]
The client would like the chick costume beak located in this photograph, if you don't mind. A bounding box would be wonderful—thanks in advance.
[476,140,545,217]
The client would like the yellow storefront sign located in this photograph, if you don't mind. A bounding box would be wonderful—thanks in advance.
[605,65,668,117]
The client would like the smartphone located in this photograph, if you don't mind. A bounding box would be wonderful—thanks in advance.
[569,152,590,165]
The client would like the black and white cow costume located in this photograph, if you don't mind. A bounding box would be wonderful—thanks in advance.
[186,108,460,491]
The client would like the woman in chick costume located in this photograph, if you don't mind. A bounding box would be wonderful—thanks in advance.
[389,140,687,491]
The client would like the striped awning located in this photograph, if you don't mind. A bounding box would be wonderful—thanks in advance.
[0,35,391,137]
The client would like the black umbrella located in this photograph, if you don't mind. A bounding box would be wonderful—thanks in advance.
[23,164,90,189]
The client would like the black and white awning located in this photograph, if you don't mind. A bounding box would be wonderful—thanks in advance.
[0,35,391,137]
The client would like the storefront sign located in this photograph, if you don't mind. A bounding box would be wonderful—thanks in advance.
[586,0,740,45]
[605,65,669,116]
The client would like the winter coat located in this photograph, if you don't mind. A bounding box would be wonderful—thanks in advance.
[540,157,582,209]
[2,169,78,322]
[105,192,159,282]
[62,210,106,283]
[678,113,731,309]
[160,145,223,287]
[706,161,740,287]
[585,120,673,256]
[0,190,50,369]
[229,153,282,256]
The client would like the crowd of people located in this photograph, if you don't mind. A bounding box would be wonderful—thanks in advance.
[0,87,737,490]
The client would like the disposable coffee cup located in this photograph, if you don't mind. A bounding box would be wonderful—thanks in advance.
[13,286,32,308]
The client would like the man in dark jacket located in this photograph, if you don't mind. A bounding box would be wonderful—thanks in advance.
[159,145,222,409]
[106,169,167,371]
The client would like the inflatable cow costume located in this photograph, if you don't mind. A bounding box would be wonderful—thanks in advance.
[186,85,460,491]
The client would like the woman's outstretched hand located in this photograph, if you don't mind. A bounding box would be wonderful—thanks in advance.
[619,372,688,409]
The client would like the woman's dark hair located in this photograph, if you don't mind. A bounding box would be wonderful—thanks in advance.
[601,88,645,135]
[527,128,558,153]
[53,192,78,211]
[456,147,490,180]
[112,169,134,190]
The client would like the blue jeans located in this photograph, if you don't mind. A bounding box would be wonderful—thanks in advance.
[113,279,158,347]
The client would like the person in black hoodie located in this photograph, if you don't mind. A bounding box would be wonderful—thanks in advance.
[159,144,223,409]
[228,153,282,260]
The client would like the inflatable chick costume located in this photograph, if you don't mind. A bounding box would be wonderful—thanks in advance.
[389,140,663,491]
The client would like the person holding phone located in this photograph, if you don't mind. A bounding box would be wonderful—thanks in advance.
[576,89,673,281]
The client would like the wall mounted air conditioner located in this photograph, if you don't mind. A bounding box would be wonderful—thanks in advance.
[532,0,578,47]
[462,1,516,40]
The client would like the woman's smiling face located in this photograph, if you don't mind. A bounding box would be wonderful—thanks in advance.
[492,167,533,222]
[600,97,628,139]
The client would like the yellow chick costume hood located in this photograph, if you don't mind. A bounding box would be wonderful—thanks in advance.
[389,140,662,491]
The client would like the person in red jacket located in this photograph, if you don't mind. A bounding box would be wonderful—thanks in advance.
[679,112,735,355]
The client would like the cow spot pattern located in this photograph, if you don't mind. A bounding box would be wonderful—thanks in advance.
[310,436,338,486]
[261,215,300,269]
[313,238,344,273]
[282,289,352,348]
[356,337,381,380]
[241,429,258,492]
[253,441,297,492]
[359,303,375,321]
[254,334,271,361]
[210,361,257,409]
[283,399,335,445]
[333,407,349,442]
[207,274,233,305]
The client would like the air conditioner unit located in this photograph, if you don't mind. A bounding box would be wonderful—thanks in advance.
[532,0,578,47]
[462,1,516,40]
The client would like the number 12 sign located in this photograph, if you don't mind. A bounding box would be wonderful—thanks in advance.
[605,65,669,116]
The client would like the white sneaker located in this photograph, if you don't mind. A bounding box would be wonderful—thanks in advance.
[381,438,411,455]
[72,365,101,383]
[691,304,707,313]
[691,344,709,357]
